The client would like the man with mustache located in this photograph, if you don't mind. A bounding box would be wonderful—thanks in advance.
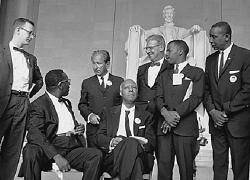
[78,50,123,148]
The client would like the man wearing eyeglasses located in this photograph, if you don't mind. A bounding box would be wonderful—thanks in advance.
[0,18,43,180]
[18,69,102,180]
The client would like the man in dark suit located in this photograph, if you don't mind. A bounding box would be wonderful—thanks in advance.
[78,50,123,147]
[95,79,156,180]
[0,18,43,180]
[155,40,205,180]
[137,34,168,115]
[204,21,250,180]
[19,69,102,180]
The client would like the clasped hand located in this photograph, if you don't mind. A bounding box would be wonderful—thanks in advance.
[210,109,228,127]
[89,113,100,124]
[161,108,180,134]
[111,137,123,148]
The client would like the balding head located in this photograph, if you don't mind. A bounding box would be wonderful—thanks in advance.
[120,79,138,107]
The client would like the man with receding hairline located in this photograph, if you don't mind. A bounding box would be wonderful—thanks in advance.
[78,50,123,148]
[205,21,250,180]
[95,79,156,180]
[0,18,43,180]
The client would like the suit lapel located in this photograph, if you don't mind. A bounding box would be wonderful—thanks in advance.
[94,75,105,92]
[112,106,122,137]
[143,64,150,87]
[4,45,13,73]
[133,107,142,136]
[104,73,113,92]
[44,93,59,123]
[219,45,236,78]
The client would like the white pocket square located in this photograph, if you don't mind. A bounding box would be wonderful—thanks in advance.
[139,125,145,129]
[184,77,191,80]
[229,70,240,74]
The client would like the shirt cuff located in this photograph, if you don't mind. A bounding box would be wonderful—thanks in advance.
[87,113,93,123]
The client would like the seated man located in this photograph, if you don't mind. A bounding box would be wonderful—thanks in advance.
[95,79,156,180]
[19,69,102,180]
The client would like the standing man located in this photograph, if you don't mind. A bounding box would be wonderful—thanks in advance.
[0,18,43,180]
[78,50,123,147]
[19,69,102,180]
[95,79,156,180]
[136,34,168,115]
[204,21,250,180]
[155,40,205,180]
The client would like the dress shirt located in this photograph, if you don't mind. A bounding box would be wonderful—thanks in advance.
[9,41,30,92]
[97,72,109,88]
[148,58,164,87]
[116,104,135,137]
[217,42,233,76]
[175,61,188,74]
[47,92,75,134]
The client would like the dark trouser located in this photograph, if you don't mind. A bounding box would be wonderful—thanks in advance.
[157,133,196,180]
[0,94,29,180]
[21,136,102,180]
[104,138,154,180]
[211,127,250,180]
[86,134,98,148]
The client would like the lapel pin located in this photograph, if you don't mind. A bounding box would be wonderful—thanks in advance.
[134,118,141,124]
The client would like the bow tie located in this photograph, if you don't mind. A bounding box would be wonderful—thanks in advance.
[13,47,27,54]
[58,97,63,102]
[150,62,160,67]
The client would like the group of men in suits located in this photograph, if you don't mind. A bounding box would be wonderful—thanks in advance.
[1,17,250,180]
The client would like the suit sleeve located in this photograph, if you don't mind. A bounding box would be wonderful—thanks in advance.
[155,73,167,111]
[78,80,92,121]
[26,102,58,159]
[204,57,216,113]
[223,53,250,114]
[143,112,156,154]
[175,68,205,117]
[94,109,113,153]
[30,56,43,98]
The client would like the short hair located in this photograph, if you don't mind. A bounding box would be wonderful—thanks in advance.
[91,50,110,63]
[146,34,165,49]
[211,21,232,38]
[169,40,189,56]
[45,69,65,88]
[13,18,35,30]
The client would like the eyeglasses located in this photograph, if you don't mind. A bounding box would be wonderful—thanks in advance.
[144,44,161,51]
[19,27,36,38]
[58,79,71,86]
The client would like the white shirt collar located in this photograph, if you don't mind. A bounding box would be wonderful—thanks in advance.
[121,103,135,112]
[175,61,188,73]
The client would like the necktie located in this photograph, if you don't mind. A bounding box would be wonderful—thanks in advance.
[150,61,160,67]
[13,47,31,67]
[100,76,105,89]
[219,51,224,75]
[125,110,132,137]
[174,64,179,73]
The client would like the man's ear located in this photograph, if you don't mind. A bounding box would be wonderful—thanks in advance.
[106,61,110,69]
[225,34,230,42]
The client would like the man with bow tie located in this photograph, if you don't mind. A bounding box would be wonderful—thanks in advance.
[155,40,205,180]
[95,79,156,180]
[0,18,43,180]
[136,35,169,116]
[19,69,102,180]
[78,50,123,148]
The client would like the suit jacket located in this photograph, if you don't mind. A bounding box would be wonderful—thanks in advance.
[0,44,43,118]
[95,105,156,154]
[26,93,86,160]
[155,64,205,136]
[78,74,123,136]
[136,59,169,113]
[204,44,250,137]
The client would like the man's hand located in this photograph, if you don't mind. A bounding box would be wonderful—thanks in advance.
[89,113,100,124]
[161,107,180,127]
[209,109,228,127]
[53,154,71,172]
[111,137,123,148]
[161,121,172,134]
[74,123,85,135]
